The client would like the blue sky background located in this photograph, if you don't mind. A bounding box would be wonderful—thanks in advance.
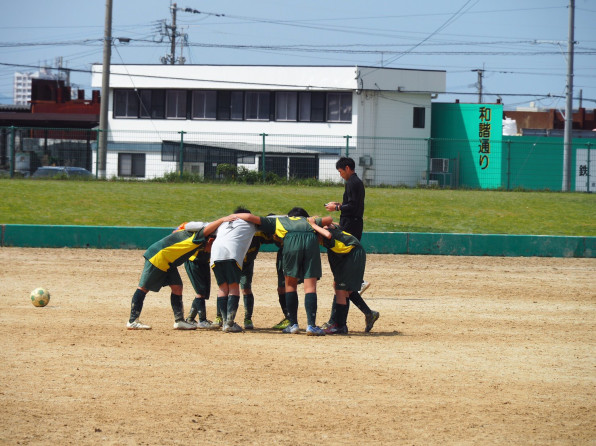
[0,0,594,110]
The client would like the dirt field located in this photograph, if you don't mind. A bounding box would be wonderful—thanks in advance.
[0,247,594,445]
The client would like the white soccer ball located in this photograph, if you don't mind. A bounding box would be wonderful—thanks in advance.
[31,287,50,307]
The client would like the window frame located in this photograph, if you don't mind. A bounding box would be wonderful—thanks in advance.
[139,89,165,119]
[245,91,270,121]
[113,89,139,118]
[117,153,146,178]
[165,90,188,119]
[327,92,352,123]
[275,91,298,122]
[413,106,426,129]
[191,90,217,120]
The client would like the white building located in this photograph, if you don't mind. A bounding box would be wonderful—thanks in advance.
[13,68,66,105]
[91,64,445,185]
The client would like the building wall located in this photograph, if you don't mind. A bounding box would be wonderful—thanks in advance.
[431,102,503,189]
[90,64,445,184]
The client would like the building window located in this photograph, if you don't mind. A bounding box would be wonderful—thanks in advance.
[191,90,216,119]
[413,107,426,128]
[113,89,139,118]
[118,153,146,178]
[327,92,352,122]
[166,90,187,119]
[245,92,270,120]
[217,91,244,120]
[275,92,298,121]
[231,91,244,120]
[310,92,327,122]
[139,90,165,119]
[298,92,311,121]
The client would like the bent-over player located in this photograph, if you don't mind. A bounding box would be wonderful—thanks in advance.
[127,216,235,330]
[234,208,332,336]
[308,218,379,333]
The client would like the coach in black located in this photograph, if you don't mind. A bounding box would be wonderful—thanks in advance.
[325,156,365,240]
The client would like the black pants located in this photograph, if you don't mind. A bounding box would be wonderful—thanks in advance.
[339,216,363,241]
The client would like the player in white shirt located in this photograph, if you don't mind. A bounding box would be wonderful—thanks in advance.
[209,207,257,332]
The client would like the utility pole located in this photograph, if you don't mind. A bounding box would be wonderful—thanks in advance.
[472,68,484,103]
[562,0,575,191]
[160,4,216,64]
[169,3,177,64]
[98,0,113,179]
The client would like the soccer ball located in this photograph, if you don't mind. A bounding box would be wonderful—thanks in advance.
[31,287,50,307]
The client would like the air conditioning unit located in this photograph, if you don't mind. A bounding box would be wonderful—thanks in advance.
[431,158,449,173]
[359,155,373,167]
[183,162,204,176]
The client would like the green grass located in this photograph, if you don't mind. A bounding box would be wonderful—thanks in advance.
[2,179,595,236]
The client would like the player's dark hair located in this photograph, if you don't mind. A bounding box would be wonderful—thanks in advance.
[287,207,309,217]
[336,157,355,170]
[234,206,251,214]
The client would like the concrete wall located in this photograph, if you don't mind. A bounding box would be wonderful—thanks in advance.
[2,225,594,258]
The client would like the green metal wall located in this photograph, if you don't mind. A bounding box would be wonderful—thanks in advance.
[2,224,593,258]
[431,102,503,189]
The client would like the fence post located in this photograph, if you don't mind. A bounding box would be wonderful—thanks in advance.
[344,135,351,157]
[178,131,186,179]
[9,126,15,178]
[95,129,100,178]
[587,142,592,193]
[506,139,511,191]
[260,133,267,182]
[426,138,431,186]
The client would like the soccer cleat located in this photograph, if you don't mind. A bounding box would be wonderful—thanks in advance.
[196,319,215,329]
[324,324,348,335]
[212,316,223,328]
[359,281,371,295]
[185,317,198,327]
[306,325,326,336]
[173,320,197,330]
[272,318,290,330]
[282,323,300,334]
[244,319,254,330]
[127,319,151,330]
[222,322,243,333]
[321,321,333,330]
[365,310,380,333]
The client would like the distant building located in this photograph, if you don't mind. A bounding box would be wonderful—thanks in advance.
[91,64,446,183]
[504,105,596,138]
[13,68,67,105]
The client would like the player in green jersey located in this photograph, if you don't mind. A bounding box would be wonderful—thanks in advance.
[308,218,379,334]
[126,215,235,330]
[234,208,332,336]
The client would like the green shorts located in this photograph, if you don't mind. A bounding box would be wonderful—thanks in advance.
[139,260,183,292]
[212,260,242,286]
[282,232,321,280]
[240,259,255,289]
[184,259,211,298]
[328,245,366,292]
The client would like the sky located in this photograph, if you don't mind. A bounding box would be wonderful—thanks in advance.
[1,0,595,110]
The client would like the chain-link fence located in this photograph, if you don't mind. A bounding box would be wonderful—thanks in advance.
[1,126,594,192]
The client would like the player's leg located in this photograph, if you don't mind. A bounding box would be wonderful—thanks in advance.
[283,276,300,333]
[347,246,379,332]
[127,260,163,329]
[240,263,255,329]
[224,280,242,333]
[184,259,217,328]
[325,289,349,335]
[272,249,290,329]
[169,272,195,330]
[212,261,230,329]
[303,236,324,336]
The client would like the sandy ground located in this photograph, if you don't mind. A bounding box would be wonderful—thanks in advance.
[0,247,594,445]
